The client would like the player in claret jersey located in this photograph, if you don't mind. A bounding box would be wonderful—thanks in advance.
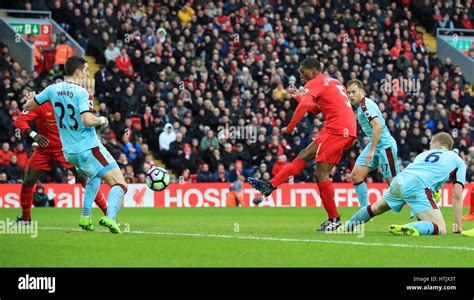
[248,57,357,231]
[12,78,108,225]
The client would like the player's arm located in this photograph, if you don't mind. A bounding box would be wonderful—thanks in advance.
[24,85,53,112]
[452,183,463,233]
[78,88,109,127]
[295,94,321,115]
[81,112,109,127]
[366,117,382,165]
[309,104,322,115]
[23,91,40,112]
[452,159,467,233]
[288,84,303,103]
[14,110,50,147]
[288,84,319,111]
[283,94,312,134]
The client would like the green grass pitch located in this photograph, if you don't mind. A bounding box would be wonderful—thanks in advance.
[0,207,473,267]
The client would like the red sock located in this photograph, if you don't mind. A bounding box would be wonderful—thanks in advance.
[269,157,306,187]
[317,180,339,219]
[470,189,474,214]
[20,185,34,220]
[80,180,108,215]
[94,192,108,215]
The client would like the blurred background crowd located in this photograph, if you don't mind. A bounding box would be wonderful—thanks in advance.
[0,0,472,185]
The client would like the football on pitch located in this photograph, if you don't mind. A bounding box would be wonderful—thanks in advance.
[145,167,170,192]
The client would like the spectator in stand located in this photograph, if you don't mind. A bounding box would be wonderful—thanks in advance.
[459,128,472,147]
[104,42,120,63]
[6,155,23,183]
[0,142,12,166]
[179,169,193,183]
[168,132,184,165]
[115,47,134,77]
[214,164,230,182]
[197,163,214,183]
[0,104,14,143]
[449,105,467,129]
[142,27,157,49]
[0,172,7,184]
[13,143,28,170]
[33,185,53,207]
[122,135,141,164]
[272,155,289,178]
[235,143,253,176]
[110,112,125,138]
[200,130,219,152]
[177,3,195,27]
[460,13,473,29]
[159,123,176,163]
[272,82,287,101]
[123,117,141,142]
[178,143,198,174]
[437,14,455,34]
[124,165,136,184]
[221,143,236,169]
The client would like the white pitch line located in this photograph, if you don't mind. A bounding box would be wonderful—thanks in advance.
[40,227,474,252]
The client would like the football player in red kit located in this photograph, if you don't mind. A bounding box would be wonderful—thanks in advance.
[248,57,357,231]
[12,94,108,224]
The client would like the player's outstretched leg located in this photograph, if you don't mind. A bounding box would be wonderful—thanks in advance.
[247,177,276,197]
[79,176,102,231]
[248,142,316,196]
[99,167,127,234]
[268,157,306,188]
[390,209,447,237]
[344,198,391,232]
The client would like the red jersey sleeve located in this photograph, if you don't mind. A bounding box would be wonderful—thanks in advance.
[14,110,38,134]
[309,104,321,115]
[286,94,313,133]
[296,95,321,115]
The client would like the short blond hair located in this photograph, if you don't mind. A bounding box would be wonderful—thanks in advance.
[346,79,364,90]
[432,132,454,150]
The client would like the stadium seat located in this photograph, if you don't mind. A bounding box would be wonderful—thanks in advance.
[131,117,142,132]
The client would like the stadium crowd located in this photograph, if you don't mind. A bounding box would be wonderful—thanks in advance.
[0,0,472,185]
